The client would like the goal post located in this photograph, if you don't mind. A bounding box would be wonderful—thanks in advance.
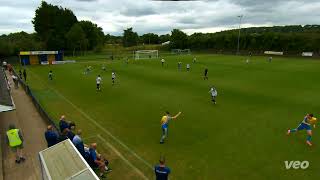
[134,50,159,60]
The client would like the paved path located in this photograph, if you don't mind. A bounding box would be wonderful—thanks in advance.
[0,71,48,180]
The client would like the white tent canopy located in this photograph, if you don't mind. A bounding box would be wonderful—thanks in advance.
[39,139,99,180]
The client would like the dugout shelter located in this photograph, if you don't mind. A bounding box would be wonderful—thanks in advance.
[39,139,99,180]
[19,51,64,65]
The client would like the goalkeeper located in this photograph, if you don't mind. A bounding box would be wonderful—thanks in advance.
[160,111,182,144]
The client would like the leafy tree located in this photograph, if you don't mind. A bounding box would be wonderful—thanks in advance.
[78,21,105,50]
[105,34,122,44]
[66,23,87,56]
[141,33,160,44]
[0,32,43,57]
[123,28,139,47]
[159,34,170,43]
[32,1,77,50]
[170,29,188,49]
[0,39,14,57]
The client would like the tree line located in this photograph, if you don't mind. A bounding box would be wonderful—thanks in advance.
[1,1,320,57]
[105,30,170,46]
[120,25,320,55]
[0,1,105,57]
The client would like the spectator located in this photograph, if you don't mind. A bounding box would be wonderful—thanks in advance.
[6,124,26,164]
[2,60,7,70]
[69,121,76,131]
[7,79,11,90]
[88,143,111,178]
[44,125,59,147]
[58,128,69,142]
[12,74,19,89]
[67,128,75,140]
[19,70,22,79]
[154,156,171,180]
[23,69,27,82]
[66,121,76,140]
[7,64,13,74]
[59,115,69,133]
[72,130,86,157]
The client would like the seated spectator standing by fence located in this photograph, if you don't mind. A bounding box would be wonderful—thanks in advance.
[7,64,13,74]
[58,128,69,142]
[69,121,76,130]
[19,69,22,79]
[12,74,19,89]
[6,124,26,164]
[88,143,111,178]
[66,121,75,140]
[67,128,75,140]
[2,60,7,69]
[72,130,86,157]
[23,69,27,82]
[44,125,58,147]
[59,115,69,133]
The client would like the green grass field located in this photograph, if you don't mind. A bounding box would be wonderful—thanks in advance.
[24,54,320,180]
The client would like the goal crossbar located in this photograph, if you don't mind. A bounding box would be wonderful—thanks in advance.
[134,50,159,60]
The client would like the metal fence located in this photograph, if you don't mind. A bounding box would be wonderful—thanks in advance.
[12,69,59,130]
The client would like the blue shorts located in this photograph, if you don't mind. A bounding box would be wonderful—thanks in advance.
[297,123,311,131]
[162,127,168,136]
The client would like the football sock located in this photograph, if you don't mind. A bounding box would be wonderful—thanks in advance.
[290,129,297,133]
[307,135,312,142]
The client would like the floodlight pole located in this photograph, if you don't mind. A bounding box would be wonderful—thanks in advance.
[237,15,243,55]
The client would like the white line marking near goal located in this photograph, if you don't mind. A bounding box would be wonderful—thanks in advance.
[97,134,150,180]
[28,71,154,171]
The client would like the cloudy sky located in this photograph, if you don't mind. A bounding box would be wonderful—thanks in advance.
[0,0,319,35]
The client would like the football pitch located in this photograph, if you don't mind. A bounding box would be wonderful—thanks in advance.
[25,54,320,180]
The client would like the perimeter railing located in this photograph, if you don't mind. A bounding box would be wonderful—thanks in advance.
[12,69,59,130]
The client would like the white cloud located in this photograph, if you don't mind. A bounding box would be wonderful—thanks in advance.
[0,0,319,35]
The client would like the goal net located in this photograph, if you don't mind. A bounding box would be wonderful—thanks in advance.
[171,49,181,54]
[171,49,191,55]
[180,49,191,55]
[134,50,158,60]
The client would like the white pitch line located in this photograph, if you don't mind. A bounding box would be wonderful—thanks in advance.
[52,89,154,169]
[82,134,99,141]
[28,70,154,170]
[76,61,110,64]
[97,134,150,180]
